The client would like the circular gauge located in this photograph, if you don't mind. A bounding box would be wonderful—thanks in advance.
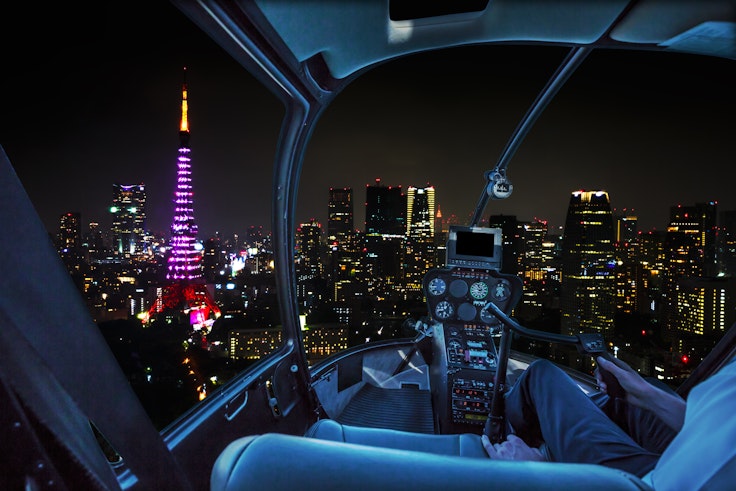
[434,300,454,320]
[449,279,468,298]
[457,302,477,322]
[469,281,489,300]
[427,277,446,296]
[480,307,501,327]
[492,281,511,302]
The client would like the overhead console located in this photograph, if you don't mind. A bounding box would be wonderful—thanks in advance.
[424,226,522,434]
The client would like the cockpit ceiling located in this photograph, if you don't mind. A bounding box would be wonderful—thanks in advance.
[252,0,735,79]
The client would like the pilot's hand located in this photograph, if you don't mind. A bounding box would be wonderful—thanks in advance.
[482,434,545,461]
[596,356,650,408]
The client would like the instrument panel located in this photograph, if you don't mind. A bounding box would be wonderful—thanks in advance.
[423,268,519,327]
[424,267,522,431]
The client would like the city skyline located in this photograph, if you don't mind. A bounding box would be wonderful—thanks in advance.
[42,178,727,244]
[2,2,735,239]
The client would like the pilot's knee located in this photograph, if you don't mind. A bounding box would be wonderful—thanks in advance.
[527,358,555,373]
[524,359,566,383]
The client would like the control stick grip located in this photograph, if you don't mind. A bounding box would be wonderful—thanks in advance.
[597,352,626,406]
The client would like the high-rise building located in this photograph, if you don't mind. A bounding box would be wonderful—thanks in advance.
[719,209,736,276]
[638,230,666,316]
[434,209,459,267]
[202,235,225,282]
[58,212,81,253]
[326,187,362,305]
[245,225,265,247]
[613,214,640,314]
[110,183,147,257]
[295,219,325,309]
[488,214,522,275]
[83,221,106,260]
[663,201,718,337]
[615,214,638,244]
[560,190,616,338]
[517,219,548,319]
[405,185,436,293]
[296,219,324,280]
[364,179,405,293]
[668,276,736,371]
[327,187,354,240]
[365,179,404,235]
[406,185,435,237]
[671,277,736,338]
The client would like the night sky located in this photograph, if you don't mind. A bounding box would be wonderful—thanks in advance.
[2,2,735,240]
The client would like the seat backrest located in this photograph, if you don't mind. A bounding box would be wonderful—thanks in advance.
[211,432,651,491]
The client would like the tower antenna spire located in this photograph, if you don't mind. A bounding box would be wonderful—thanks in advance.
[180,66,189,140]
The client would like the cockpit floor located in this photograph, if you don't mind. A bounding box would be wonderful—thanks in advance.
[336,384,435,434]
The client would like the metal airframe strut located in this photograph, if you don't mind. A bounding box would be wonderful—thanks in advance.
[469,46,592,227]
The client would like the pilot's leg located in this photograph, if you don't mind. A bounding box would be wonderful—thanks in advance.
[504,359,660,477]
[609,380,680,454]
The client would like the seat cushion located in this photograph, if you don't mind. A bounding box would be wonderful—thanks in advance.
[306,418,492,459]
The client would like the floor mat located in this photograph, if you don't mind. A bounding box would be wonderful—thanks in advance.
[336,384,435,434]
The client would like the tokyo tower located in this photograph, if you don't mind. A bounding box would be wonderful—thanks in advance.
[144,67,221,330]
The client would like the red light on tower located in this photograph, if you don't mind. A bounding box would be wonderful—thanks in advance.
[681,354,689,364]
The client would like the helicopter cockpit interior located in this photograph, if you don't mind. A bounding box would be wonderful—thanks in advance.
[2,1,735,490]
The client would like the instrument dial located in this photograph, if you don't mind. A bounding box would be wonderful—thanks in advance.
[427,277,446,296]
[480,307,495,325]
[434,300,454,320]
[449,279,468,298]
[469,281,489,300]
[457,302,477,322]
[492,281,511,302]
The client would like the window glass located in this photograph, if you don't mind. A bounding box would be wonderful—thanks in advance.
[297,46,736,388]
[1,3,282,429]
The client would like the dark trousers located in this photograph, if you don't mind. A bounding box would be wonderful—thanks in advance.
[504,359,679,477]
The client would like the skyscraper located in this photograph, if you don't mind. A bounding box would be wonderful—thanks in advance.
[517,218,549,320]
[488,214,522,275]
[406,185,435,238]
[720,209,736,276]
[638,230,666,316]
[365,179,404,235]
[560,190,616,338]
[110,183,147,257]
[664,202,717,285]
[613,214,640,314]
[326,187,362,302]
[295,219,325,309]
[364,179,405,292]
[663,201,718,339]
[58,212,81,253]
[405,185,436,293]
[296,219,324,283]
[327,187,353,241]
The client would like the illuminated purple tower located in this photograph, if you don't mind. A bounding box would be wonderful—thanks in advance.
[145,68,220,330]
[167,67,202,281]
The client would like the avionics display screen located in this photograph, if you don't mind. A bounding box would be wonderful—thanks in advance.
[455,230,496,257]
[446,226,502,270]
